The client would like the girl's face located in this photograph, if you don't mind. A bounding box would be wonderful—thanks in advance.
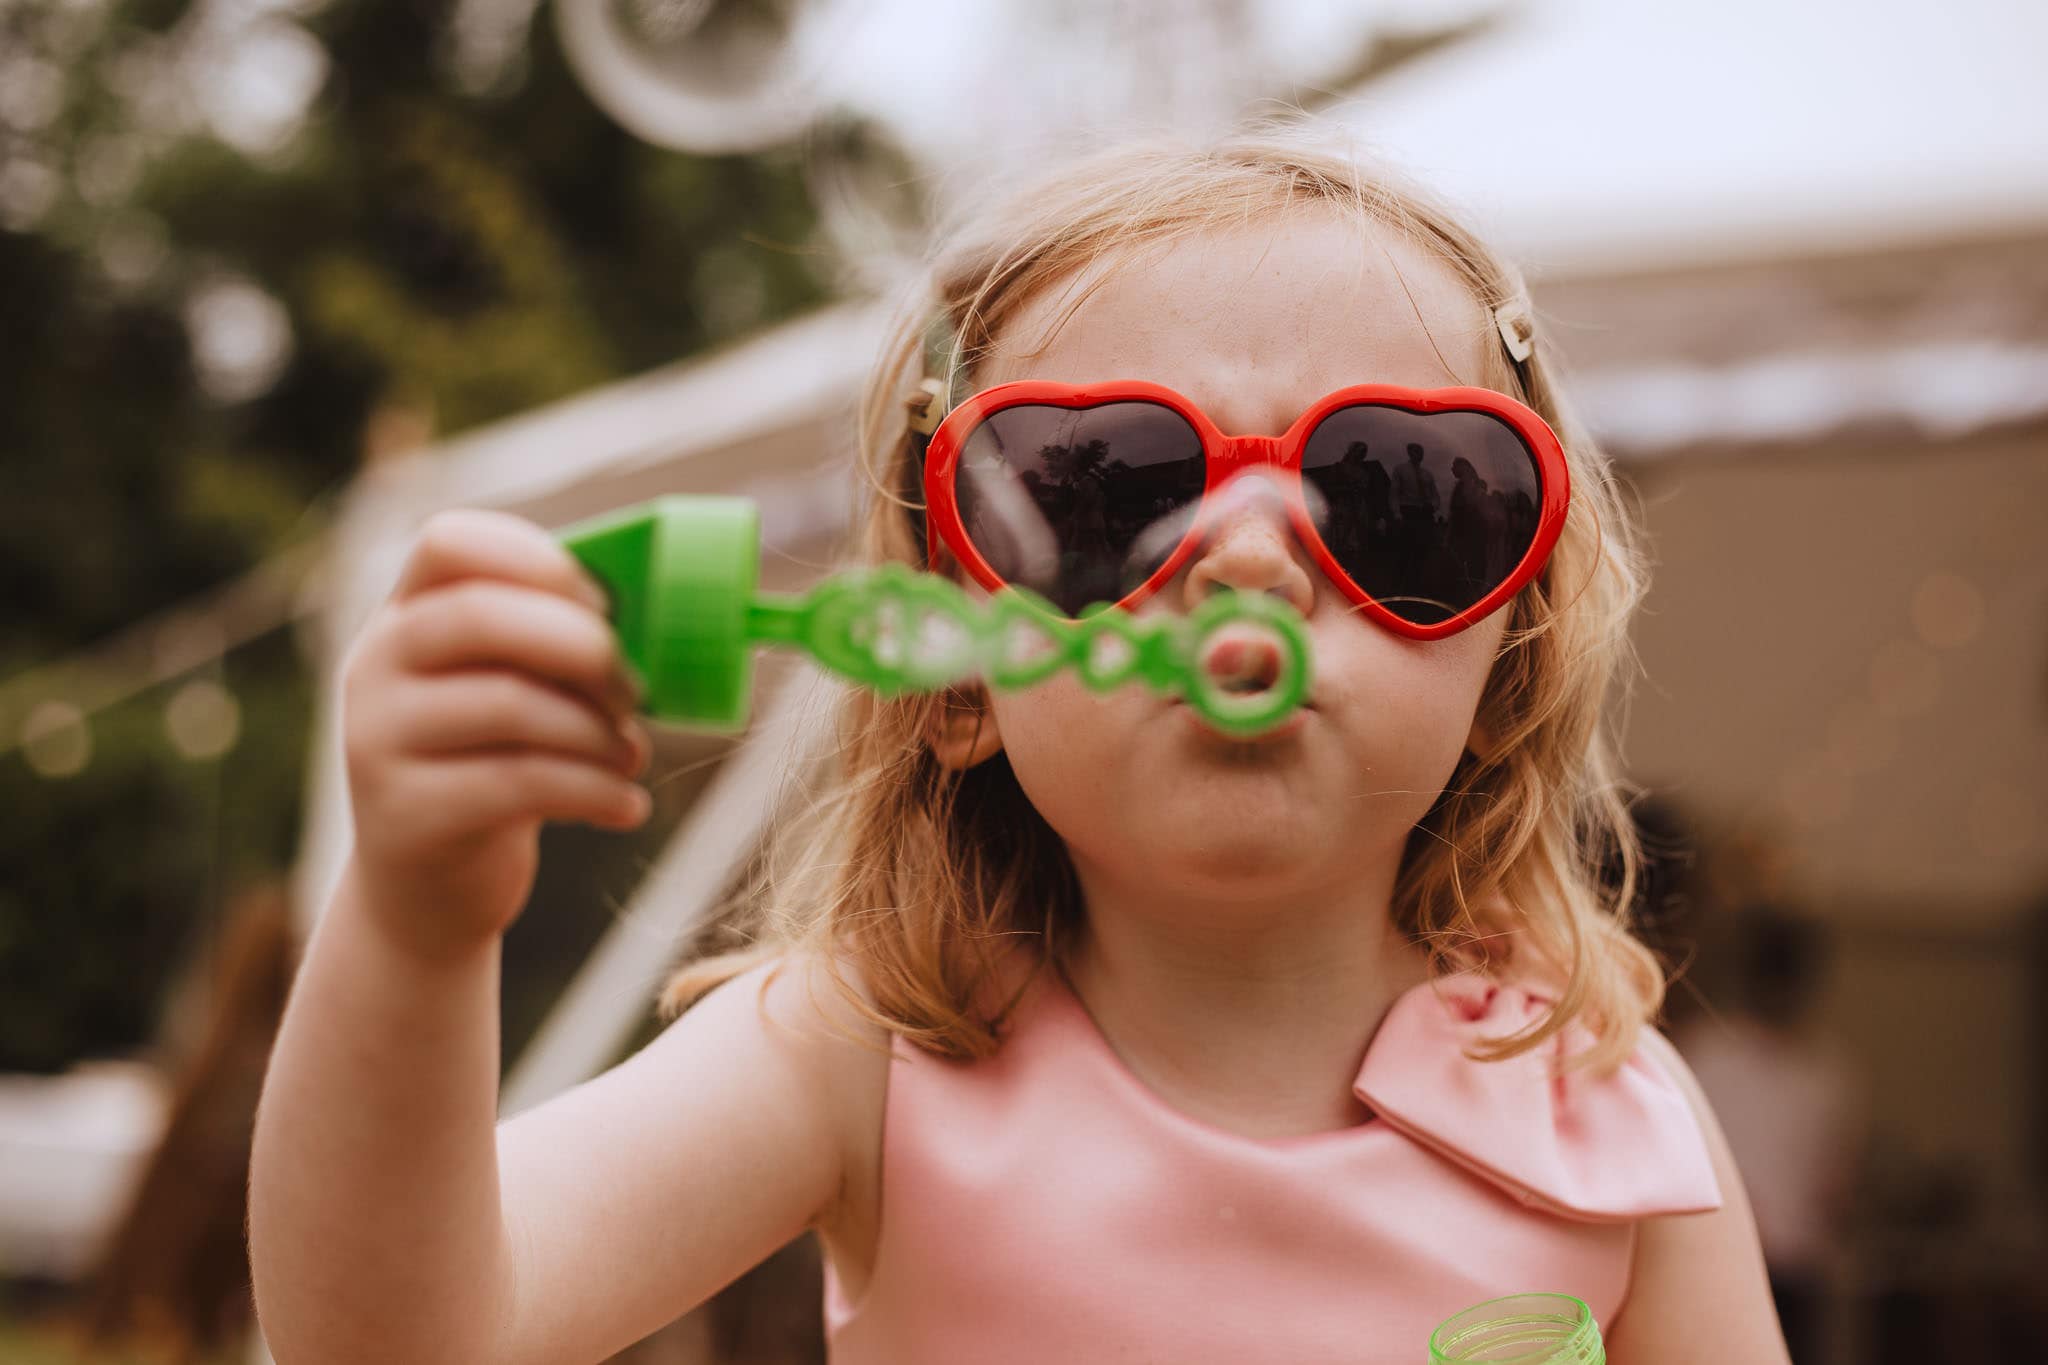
[957,210,1513,908]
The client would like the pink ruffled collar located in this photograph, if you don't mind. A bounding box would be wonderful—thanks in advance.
[1352,973,1723,1223]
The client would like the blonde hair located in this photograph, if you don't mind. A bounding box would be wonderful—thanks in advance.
[664,124,1664,1075]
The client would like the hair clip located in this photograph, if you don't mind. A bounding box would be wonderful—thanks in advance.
[1494,301,1536,364]
[906,376,945,436]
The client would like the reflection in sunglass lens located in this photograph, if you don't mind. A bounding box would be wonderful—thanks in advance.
[1301,405,1543,625]
[952,401,1207,616]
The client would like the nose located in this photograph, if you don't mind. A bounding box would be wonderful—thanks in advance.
[1181,472,1316,617]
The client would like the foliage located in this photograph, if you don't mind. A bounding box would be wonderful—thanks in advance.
[0,0,829,1072]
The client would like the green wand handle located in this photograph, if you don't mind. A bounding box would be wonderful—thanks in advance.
[557,496,1312,736]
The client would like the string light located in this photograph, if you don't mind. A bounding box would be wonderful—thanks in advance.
[21,701,91,778]
[165,679,241,761]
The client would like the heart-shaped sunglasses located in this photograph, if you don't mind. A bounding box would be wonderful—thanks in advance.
[919,380,1569,640]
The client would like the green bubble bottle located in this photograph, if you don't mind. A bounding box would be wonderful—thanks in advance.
[556,495,1313,736]
[1428,1293,1603,1364]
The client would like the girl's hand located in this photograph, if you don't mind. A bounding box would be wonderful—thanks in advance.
[340,509,652,961]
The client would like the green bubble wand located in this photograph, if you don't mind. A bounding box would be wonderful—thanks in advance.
[558,496,1313,736]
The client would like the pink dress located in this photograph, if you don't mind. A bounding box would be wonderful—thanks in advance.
[825,968,1722,1364]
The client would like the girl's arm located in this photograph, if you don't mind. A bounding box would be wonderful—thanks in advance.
[1603,1031,1793,1363]
[249,510,883,1365]
[254,889,876,1365]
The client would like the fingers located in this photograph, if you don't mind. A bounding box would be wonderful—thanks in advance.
[391,581,640,718]
[393,753,653,839]
[394,509,610,615]
[346,507,658,847]
[392,673,651,777]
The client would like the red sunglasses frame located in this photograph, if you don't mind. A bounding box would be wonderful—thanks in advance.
[921,379,1571,641]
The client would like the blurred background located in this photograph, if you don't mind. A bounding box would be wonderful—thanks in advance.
[1,0,2042,1361]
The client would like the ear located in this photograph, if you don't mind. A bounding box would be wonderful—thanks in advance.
[927,683,1006,770]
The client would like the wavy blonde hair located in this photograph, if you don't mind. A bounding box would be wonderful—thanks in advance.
[664,124,1664,1075]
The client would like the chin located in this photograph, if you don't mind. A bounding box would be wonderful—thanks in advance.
[1161,823,1330,888]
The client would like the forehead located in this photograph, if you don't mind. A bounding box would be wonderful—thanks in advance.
[982,210,1498,432]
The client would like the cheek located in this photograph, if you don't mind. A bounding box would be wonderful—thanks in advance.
[1317,617,1503,782]
[986,677,1137,823]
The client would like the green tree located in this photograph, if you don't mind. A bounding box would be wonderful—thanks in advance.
[0,0,828,1072]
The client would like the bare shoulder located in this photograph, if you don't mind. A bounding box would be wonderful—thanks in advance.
[487,954,891,1364]
[1603,1026,1792,1363]
[754,952,891,1165]
[688,954,892,1074]
[666,953,892,1189]
[681,955,891,1271]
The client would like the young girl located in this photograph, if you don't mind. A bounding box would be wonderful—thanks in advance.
[250,128,1791,1363]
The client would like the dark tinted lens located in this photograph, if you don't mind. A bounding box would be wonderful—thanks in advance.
[952,401,1206,615]
[1301,405,1543,624]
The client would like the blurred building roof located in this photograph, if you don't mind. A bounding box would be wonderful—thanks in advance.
[1544,230,2048,454]
[1336,0,2048,276]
